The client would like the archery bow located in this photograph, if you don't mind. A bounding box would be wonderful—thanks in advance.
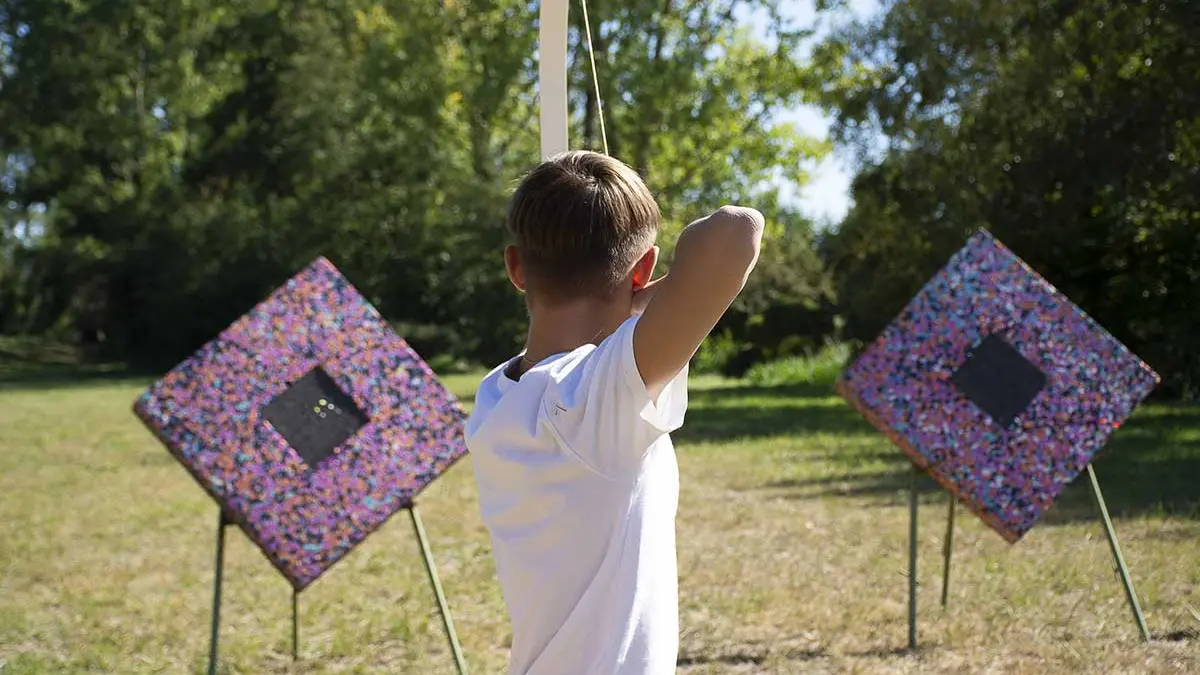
[538,0,570,159]
[538,0,607,158]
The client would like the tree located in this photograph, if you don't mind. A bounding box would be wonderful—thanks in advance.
[817,0,1200,396]
[1,0,834,373]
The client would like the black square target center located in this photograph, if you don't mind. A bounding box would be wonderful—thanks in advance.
[950,334,1047,428]
[262,366,370,470]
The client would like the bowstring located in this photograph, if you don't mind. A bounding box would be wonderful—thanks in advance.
[578,0,609,156]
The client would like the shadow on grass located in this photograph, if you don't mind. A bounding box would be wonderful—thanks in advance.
[845,646,919,659]
[675,383,872,444]
[1154,628,1200,642]
[775,434,1200,525]
[684,383,1200,524]
[0,339,143,392]
[677,646,829,668]
[0,368,146,392]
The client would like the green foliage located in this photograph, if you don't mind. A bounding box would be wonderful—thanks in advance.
[816,0,1200,397]
[691,329,745,376]
[0,0,831,372]
[743,341,851,387]
[5,0,1192,392]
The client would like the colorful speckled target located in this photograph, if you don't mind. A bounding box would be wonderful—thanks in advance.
[133,258,468,589]
[836,230,1159,542]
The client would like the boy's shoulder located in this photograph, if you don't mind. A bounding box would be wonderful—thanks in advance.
[477,316,643,399]
[465,317,640,439]
[467,315,688,478]
[466,343,592,424]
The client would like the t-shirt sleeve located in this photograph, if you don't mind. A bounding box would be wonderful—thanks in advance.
[541,314,688,479]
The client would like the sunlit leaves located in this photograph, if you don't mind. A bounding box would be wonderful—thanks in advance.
[819,0,1200,396]
[0,0,834,369]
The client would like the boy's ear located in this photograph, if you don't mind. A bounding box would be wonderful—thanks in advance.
[504,245,527,293]
[631,246,660,290]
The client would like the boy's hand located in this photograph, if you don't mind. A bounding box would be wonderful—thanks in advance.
[631,276,666,316]
[632,205,764,398]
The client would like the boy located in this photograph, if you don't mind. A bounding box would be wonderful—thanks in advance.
[466,151,764,675]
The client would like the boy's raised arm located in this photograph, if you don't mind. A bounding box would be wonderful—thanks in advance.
[633,205,765,398]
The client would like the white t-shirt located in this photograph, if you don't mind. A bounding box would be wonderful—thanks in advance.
[466,314,688,675]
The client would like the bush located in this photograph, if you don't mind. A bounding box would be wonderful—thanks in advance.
[743,342,852,387]
[426,352,479,376]
[691,329,746,375]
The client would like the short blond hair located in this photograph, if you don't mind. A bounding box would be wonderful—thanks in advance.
[507,151,660,302]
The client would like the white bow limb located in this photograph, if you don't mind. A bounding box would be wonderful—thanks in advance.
[538,0,570,159]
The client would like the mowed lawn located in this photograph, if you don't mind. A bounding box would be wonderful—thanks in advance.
[2,372,1199,674]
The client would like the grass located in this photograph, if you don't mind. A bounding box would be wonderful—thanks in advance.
[2,363,1199,673]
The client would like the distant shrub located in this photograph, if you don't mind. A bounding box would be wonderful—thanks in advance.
[691,329,746,375]
[743,341,852,387]
[426,353,479,375]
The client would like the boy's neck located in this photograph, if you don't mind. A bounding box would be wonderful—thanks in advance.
[523,297,631,365]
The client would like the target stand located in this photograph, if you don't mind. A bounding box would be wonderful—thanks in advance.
[206,505,465,675]
[837,230,1159,651]
[905,463,1148,652]
[134,258,470,673]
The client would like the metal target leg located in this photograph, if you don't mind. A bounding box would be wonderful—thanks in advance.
[292,590,299,661]
[941,495,955,609]
[409,506,468,675]
[1086,464,1150,642]
[908,465,919,651]
[209,511,229,675]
